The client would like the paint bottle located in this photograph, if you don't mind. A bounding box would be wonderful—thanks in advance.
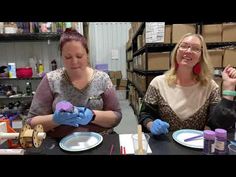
[38,60,44,74]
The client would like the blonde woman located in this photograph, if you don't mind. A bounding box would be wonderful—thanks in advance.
[139,33,236,135]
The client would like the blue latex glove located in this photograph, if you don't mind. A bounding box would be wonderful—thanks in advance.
[53,109,80,127]
[150,119,170,135]
[76,107,95,125]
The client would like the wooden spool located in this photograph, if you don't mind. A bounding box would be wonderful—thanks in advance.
[19,124,45,148]
[32,124,44,148]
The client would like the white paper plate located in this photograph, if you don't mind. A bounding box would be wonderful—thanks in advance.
[59,132,103,152]
[172,129,203,149]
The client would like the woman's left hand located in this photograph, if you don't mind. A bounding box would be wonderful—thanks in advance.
[222,65,236,90]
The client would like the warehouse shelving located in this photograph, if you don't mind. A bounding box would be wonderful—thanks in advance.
[127,22,236,115]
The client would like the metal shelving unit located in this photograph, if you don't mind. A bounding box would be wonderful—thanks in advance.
[134,84,145,97]
[133,69,166,76]
[0,33,61,42]
[0,33,59,109]
[0,96,33,99]
[206,42,236,49]
[126,46,132,52]
[0,77,42,80]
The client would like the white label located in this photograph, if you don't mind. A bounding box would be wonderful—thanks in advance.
[211,143,215,153]
[145,22,165,43]
[215,140,225,151]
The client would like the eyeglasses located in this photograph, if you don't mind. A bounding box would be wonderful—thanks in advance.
[178,43,202,53]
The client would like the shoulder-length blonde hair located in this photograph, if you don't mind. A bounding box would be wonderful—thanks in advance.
[165,33,213,86]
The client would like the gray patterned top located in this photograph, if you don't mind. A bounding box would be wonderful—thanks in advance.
[28,68,122,137]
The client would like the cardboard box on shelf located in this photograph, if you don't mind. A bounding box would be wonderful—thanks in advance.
[131,22,141,35]
[223,49,236,67]
[147,52,170,70]
[127,72,133,82]
[172,24,196,43]
[117,86,126,90]
[164,25,172,43]
[108,71,122,79]
[202,24,222,42]
[111,78,117,86]
[108,71,116,78]
[115,71,122,79]
[128,27,133,39]
[126,39,132,49]
[208,49,223,67]
[118,79,128,87]
[222,23,236,42]
[137,35,143,50]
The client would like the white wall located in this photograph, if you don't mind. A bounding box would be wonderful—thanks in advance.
[88,22,131,78]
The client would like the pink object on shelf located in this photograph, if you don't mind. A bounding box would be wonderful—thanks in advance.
[16,67,33,78]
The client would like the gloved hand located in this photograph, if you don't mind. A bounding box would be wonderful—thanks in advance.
[150,119,170,135]
[53,109,80,127]
[76,107,95,125]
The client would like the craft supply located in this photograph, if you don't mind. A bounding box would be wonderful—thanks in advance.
[0,149,25,155]
[203,130,215,155]
[137,125,144,155]
[215,128,227,155]
[184,134,203,142]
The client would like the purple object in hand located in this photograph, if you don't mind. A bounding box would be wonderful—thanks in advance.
[56,101,74,112]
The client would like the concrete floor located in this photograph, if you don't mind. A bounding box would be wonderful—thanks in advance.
[114,99,138,134]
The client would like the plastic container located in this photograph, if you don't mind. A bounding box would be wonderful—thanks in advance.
[16,67,33,78]
[203,130,215,155]
[38,60,44,74]
[8,63,16,78]
[215,128,227,155]
[228,143,236,155]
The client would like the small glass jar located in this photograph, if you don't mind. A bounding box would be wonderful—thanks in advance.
[215,128,227,155]
[203,130,215,155]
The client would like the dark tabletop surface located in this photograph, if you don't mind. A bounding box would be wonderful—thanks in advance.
[1,129,235,155]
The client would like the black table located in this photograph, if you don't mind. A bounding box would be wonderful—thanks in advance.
[1,130,235,155]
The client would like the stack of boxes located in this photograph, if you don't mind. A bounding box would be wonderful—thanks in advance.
[202,23,236,93]
[172,24,196,43]
[222,23,236,68]
[108,71,128,100]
